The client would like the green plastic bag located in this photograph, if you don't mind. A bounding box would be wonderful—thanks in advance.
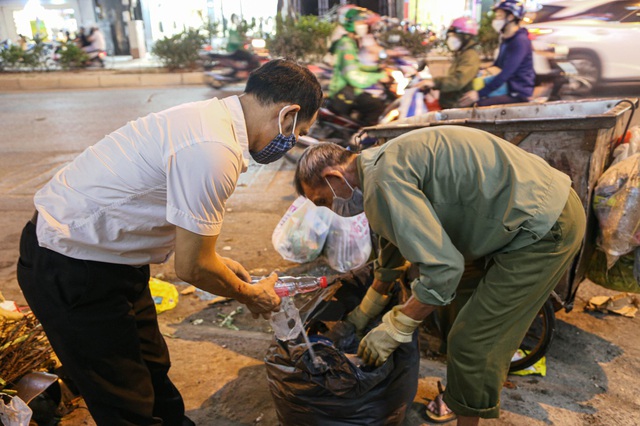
[586,249,640,294]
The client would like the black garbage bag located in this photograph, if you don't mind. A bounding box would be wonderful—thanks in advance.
[265,333,419,426]
[264,264,419,426]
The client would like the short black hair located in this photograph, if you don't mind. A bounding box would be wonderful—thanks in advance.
[244,58,323,123]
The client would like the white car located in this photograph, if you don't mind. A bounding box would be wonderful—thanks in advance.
[526,0,640,90]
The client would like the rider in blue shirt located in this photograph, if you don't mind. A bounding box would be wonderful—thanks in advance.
[460,0,535,106]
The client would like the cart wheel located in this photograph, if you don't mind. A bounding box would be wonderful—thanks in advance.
[509,299,556,372]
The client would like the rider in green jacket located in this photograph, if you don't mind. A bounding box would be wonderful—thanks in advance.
[328,6,387,125]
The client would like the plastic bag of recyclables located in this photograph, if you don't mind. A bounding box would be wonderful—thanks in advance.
[593,153,640,269]
[323,211,372,273]
[610,126,640,166]
[272,197,373,272]
[272,196,334,263]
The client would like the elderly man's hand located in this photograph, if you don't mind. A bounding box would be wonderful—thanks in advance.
[357,306,422,366]
[345,285,391,337]
[458,90,479,107]
[244,273,281,319]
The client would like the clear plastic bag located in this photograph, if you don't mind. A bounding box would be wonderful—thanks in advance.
[0,395,32,426]
[323,212,372,273]
[593,153,640,268]
[611,126,640,165]
[272,196,333,263]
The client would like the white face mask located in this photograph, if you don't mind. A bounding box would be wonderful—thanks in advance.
[354,23,368,37]
[492,19,506,33]
[446,36,462,51]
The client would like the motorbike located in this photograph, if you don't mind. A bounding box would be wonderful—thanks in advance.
[531,41,592,101]
[284,58,427,163]
[84,49,107,67]
[201,42,269,89]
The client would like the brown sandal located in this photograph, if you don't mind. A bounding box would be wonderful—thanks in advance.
[424,381,457,424]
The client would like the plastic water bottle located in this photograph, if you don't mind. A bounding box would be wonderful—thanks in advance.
[251,276,328,297]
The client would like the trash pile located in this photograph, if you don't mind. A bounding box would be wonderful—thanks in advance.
[0,293,57,426]
[589,126,640,293]
[264,275,418,426]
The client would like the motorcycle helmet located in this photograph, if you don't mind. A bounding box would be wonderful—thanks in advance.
[448,17,479,36]
[493,0,526,20]
[338,5,379,33]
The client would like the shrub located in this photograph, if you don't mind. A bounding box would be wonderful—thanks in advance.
[151,29,208,70]
[378,28,429,57]
[0,43,42,70]
[267,14,336,63]
[478,12,500,60]
[56,41,89,69]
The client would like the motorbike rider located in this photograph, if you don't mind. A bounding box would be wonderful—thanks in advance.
[429,17,481,110]
[220,13,259,79]
[459,0,535,107]
[82,26,106,66]
[328,6,388,126]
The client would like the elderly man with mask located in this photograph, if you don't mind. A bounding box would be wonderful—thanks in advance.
[17,59,321,426]
[294,126,584,425]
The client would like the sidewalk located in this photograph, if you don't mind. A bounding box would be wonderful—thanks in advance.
[0,55,205,91]
[0,53,455,91]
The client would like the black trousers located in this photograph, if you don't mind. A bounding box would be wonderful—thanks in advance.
[17,220,190,426]
[329,88,386,126]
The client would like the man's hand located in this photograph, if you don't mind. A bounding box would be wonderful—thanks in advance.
[345,282,391,336]
[244,272,281,320]
[220,256,251,282]
[358,305,422,366]
[458,90,479,107]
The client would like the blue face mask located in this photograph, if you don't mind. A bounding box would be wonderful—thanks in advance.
[250,106,298,164]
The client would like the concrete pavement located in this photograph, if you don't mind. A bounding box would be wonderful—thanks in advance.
[0,55,206,91]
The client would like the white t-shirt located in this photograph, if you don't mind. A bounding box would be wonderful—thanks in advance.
[34,96,250,265]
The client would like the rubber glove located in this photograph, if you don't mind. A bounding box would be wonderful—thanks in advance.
[358,305,422,367]
[345,286,391,335]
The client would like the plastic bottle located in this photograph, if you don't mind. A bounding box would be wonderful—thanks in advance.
[251,276,328,297]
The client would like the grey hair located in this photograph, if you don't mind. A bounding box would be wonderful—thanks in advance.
[294,143,355,196]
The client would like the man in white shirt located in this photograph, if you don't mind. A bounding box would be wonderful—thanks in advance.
[17,59,322,426]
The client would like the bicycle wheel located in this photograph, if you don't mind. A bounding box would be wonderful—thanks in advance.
[509,299,556,372]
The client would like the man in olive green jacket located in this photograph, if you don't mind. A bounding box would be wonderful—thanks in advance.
[294,126,585,425]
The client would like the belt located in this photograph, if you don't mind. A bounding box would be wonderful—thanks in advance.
[30,210,38,226]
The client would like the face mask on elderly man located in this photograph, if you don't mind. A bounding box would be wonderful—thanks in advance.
[250,106,298,164]
[325,176,364,217]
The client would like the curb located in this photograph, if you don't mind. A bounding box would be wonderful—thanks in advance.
[0,71,205,91]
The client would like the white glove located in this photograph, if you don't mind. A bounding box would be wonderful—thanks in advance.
[345,286,390,335]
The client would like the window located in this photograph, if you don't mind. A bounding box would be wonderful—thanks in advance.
[576,1,640,22]
[527,5,564,23]
[621,9,640,22]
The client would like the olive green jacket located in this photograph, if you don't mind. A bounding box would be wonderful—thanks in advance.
[433,43,481,109]
[356,126,571,306]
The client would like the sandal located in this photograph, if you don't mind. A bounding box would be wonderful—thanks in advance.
[425,381,457,424]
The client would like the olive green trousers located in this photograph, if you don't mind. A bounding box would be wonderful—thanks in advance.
[443,188,585,418]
